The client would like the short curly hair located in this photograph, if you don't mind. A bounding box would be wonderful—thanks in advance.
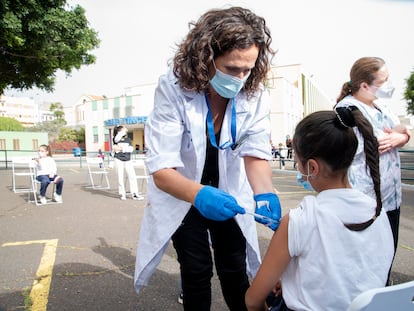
[172,6,275,97]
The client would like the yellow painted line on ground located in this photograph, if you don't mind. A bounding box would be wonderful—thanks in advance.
[2,239,58,311]
[400,243,414,252]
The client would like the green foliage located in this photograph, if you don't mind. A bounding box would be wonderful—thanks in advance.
[22,286,32,311]
[56,126,85,144]
[0,116,24,131]
[75,126,85,144]
[0,0,100,93]
[58,127,77,141]
[404,70,414,115]
[30,120,62,142]
[50,102,65,120]
[30,117,84,144]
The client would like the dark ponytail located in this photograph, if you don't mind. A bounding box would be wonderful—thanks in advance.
[335,106,382,231]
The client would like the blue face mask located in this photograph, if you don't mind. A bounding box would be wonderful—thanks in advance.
[210,61,249,99]
[296,162,315,191]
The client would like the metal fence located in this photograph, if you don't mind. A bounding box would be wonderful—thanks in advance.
[2,148,414,184]
[0,149,146,169]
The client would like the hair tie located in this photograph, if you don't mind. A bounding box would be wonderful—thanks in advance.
[335,106,357,128]
[347,81,352,93]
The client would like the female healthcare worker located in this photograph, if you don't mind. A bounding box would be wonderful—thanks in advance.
[134,7,281,310]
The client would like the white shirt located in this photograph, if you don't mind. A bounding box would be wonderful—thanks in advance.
[36,156,57,176]
[282,189,394,311]
[134,69,273,292]
[336,96,402,211]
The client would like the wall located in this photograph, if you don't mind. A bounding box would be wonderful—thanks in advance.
[0,131,48,159]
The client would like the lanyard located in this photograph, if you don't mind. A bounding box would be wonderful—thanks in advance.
[205,94,236,150]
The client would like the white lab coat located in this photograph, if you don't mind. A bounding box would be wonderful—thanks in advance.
[134,69,273,292]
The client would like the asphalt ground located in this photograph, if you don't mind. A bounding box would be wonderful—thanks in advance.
[0,160,413,311]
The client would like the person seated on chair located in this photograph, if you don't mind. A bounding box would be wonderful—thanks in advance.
[245,108,394,311]
[33,144,64,204]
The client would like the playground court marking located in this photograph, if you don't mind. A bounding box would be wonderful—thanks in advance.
[2,239,58,311]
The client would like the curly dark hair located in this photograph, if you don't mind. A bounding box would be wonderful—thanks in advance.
[172,6,275,97]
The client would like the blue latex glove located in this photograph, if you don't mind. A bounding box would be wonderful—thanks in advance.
[194,186,245,221]
[254,193,281,231]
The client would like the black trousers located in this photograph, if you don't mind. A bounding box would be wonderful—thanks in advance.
[386,208,400,254]
[172,207,249,311]
[386,208,400,285]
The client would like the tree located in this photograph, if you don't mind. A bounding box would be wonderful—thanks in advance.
[30,120,62,142]
[404,70,414,115]
[0,0,100,94]
[0,116,24,131]
[75,127,85,145]
[50,102,65,122]
[58,127,77,141]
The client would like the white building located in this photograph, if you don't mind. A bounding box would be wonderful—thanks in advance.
[73,87,156,153]
[78,64,333,153]
[0,95,62,126]
[0,95,38,127]
[267,64,333,146]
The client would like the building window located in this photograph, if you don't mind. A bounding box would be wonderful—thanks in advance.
[125,96,133,116]
[0,139,5,149]
[13,139,20,150]
[104,128,110,143]
[113,97,120,118]
[92,101,98,111]
[103,99,108,110]
[93,126,99,143]
[32,139,39,151]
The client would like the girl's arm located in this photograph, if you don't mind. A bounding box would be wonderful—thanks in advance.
[49,157,57,177]
[245,214,291,311]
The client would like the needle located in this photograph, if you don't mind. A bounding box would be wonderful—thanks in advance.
[244,210,278,225]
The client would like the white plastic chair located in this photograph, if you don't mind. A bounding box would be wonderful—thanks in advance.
[11,156,36,193]
[11,156,58,205]
[30,171,58,206]
[86,157,110,190]
[131,158,149,195]
[347,280,414,311]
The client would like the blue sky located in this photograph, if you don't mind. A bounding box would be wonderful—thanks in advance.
[6,0,414,116]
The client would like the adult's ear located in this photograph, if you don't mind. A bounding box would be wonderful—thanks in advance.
[359,81,370,91]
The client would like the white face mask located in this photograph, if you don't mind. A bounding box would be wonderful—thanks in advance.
[371,81,395,99]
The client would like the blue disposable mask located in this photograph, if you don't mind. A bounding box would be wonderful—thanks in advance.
[296,162,315,191]
[210,62,249,99]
